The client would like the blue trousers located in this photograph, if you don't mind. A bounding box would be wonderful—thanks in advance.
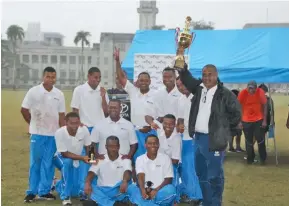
[195,133,225,206]
[26,134,56,196]
[91,181,130,206]
[133,129,157,164]
[179,139,202,200]
[128,184,176,206]
[78,126,94,196]
[54,154,82,200]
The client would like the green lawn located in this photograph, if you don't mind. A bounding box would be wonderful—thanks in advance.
[1,90,289,206]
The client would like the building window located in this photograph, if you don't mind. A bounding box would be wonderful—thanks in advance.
[104,82,108,85]
[88,56,92,65]
[60,70,66,78]
[32,55,39,63]
[5,68,9,77]
[32,69,39,80]
[60,56,67,64]
[69,56,76,64]
[103,70,109,78]
[119,43,126,51]
[59,79,65,85]
[79,56,85,64]
[104,57,109,65]
[96,58,100,66]
[69,71,76,79]
[51,55,57,64]
[103,43,109,51]
[41,55,48,64]
[22,55,29,63]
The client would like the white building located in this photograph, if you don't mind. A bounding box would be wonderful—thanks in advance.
[1,0,159,89]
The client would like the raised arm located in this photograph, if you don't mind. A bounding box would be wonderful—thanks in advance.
[177,63,202,95]
[114,47,127,87]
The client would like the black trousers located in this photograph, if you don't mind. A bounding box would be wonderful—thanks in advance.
[242,120,267,163]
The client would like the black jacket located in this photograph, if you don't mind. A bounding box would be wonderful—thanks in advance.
[178,69,242,151]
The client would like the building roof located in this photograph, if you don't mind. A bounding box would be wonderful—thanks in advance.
[43,32,64,38]
[100,32,134,42]
[243,23,289,28]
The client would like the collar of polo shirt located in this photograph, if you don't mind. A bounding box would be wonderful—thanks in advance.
[40,82,55,93]
[107,116,123,124]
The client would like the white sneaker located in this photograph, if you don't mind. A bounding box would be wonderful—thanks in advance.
[62,198,72,205]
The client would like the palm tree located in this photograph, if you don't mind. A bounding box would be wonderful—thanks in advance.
[74,31,91,84]
[6,25,25,90]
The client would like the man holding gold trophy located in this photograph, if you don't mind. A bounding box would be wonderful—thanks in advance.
[175,17,242,206]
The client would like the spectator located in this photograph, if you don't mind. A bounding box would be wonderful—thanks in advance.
[238,81,268,165]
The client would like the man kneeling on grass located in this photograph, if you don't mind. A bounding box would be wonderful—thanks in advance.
[127,134,177,206]
[83,136,134,206]
[54,112,92,205]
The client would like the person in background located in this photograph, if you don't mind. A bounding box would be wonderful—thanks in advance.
[228,89,245,153]
[128,135,177,206]
[258,83,275,133]
[54,112,92,205]
[21,67,66,203]
[177,63,241,206]
[71,67,109,200]
[107,70,128,95]
[238,81,268,165]
[84,136,134,206]
[176,77,203,205]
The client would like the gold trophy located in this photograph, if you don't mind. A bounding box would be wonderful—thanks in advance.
[174,16,195,70]
[89,146,96,163]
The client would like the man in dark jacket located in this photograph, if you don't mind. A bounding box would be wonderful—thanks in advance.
[177,63,241,206]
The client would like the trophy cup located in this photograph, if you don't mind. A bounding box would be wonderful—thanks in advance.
[174,16,195,70]
[145,181,154,199]
[89,146,96,163]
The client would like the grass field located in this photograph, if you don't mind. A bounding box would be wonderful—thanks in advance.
[1,90,289,206]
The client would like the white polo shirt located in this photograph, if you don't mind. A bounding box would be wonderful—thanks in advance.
[124,81,155,128]
[21,83,66,136]
[71,82,109,127]
[195,84,217,133]
[147,86,182,118]
[55,126,91,167]
[91,117,138,155]
[155,121,182,161]
[135,153,174,189]
[177,94,194,140]
[89,154,132,187]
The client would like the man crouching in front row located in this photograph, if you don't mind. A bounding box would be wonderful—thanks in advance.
[83,136,135,206]
[127,134,177,206]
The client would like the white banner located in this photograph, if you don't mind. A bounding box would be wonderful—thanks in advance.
[134,54,189,91]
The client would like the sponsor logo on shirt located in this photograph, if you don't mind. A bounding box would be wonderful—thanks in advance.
[116,166,123,169]
[156,164,161,167]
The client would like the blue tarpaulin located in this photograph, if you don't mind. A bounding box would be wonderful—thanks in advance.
[121,28,289,83]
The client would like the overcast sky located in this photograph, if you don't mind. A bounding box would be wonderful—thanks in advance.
[1,0,289,46]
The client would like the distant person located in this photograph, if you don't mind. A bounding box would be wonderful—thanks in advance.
[107,70,128,95]
[258,83,275,132]
[54,112,91,206]
[84,136,134,206]
[229,89,245,153]
[21,66,66,203]
[238,81,268,165]
[177,63,241,206]
[71,67,109,200]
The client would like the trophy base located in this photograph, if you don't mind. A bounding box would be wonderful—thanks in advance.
[174,60,185,70]
[89,160,97,163]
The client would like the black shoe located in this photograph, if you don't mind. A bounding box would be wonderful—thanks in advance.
[113,201,126,206]
[39,193,56,200]
[236,148,246,153]
[228,148,236,152]
[24,194,36,203]
[260,160,266,165]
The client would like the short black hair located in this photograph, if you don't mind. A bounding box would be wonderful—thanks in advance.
[65,112,80,121]
[163,114,176,121]
[43,67,56,75]
[145,134,159,143]
[109,99,121,106]
[88,67,101,75]
[163,67,175,75]
[203,64,218,72]
[106,135,120,145]
[258,83,268,93]
[138,72,150,78]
